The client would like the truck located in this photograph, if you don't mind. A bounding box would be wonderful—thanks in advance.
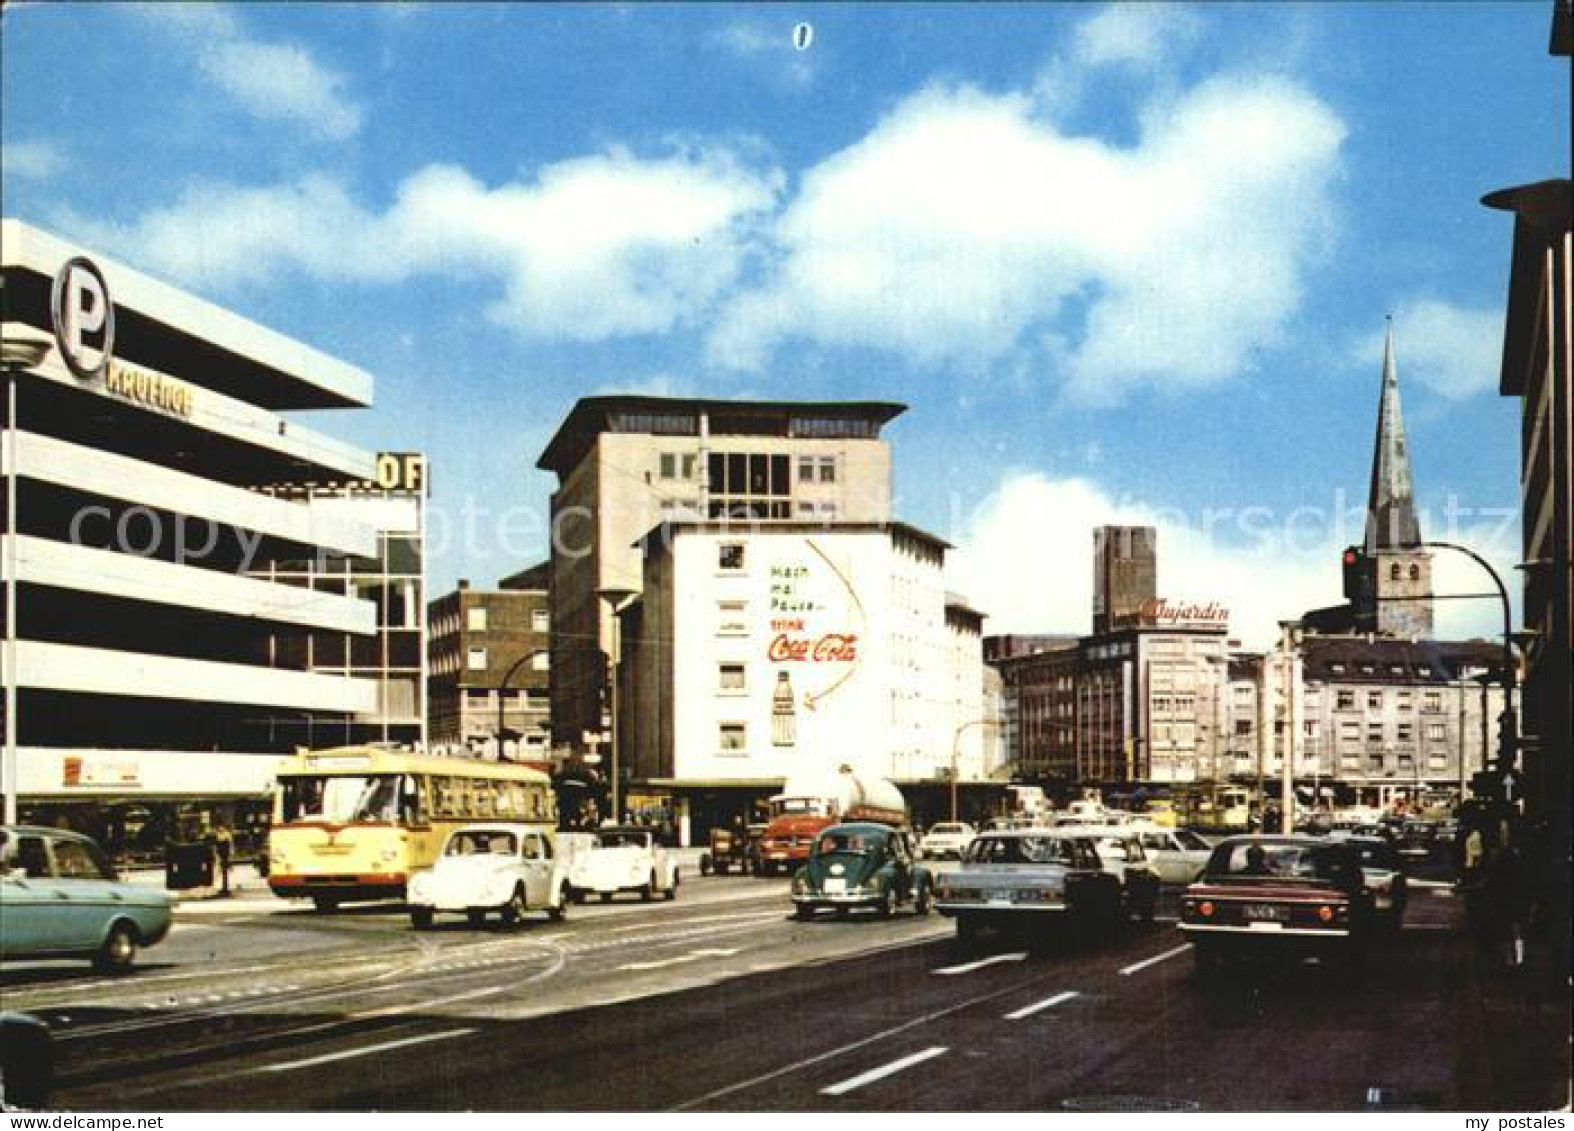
[755,764,907,876]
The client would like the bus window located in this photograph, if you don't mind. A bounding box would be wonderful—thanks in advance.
[399,775,425,824]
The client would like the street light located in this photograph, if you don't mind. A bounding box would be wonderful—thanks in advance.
[495,648,550,761]
[598,587,638,824]
[2,335,50,826]
[950,716,1000,823]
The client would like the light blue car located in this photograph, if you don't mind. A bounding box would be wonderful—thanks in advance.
[0,826,173,973]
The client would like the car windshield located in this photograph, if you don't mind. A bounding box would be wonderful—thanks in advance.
[595,831,649,849]
[446,830,516,856]
[1207,841,1352,882]
[966,835,1074,865]
[816,831,881,856]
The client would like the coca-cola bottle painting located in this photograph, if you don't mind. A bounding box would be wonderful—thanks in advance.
[772,670,797,747]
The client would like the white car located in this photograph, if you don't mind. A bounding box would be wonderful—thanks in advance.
[567,826,679,903]
[1134,827,1215,885]
[407,824,568,929]
[918,822,976,860]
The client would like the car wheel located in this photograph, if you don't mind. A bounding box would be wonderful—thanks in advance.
[500,886,527,926]
[793,903,813,921]
[94,921,138,974]
[914,883,933,917]
[599,892,612,904]
[700,855,713,877]
[641,872,656,902]
[467,910,487,928]
[410,907,434,930]
[665,870,678,901]
[875,889,895,918]
[312,895,339,913]
[547,887,567,922]
[570,888,586,905]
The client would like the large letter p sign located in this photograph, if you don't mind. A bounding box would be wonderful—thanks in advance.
[51,256,115,381]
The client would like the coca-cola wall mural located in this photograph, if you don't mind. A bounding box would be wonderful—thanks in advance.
[762,539,867,748]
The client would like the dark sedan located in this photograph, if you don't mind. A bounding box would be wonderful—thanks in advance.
[1179,835,1374,974]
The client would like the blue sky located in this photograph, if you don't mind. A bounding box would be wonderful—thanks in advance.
[3,2,1566,646]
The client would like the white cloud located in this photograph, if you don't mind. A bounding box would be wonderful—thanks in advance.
[707,74,1345,401]
[198,38,362,142]
[135,4,361,141]
[1,141,65,180]
[945,470,1509,651]
[708,20,818,92]
[60,149,782,343]
[1358,301,1505,400]
[1073,2,1202,68]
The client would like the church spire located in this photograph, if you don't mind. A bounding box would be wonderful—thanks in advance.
[1365,317,1422,551]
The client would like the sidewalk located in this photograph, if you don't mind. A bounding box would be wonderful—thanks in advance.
[123,861,271,903]
[1455,927,1571,1110]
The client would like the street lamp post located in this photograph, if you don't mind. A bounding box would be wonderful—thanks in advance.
[950,717,999,823]
[598,588,637,825]
[1419,541,1518,790]
[495,648,550,760]
[2,336,49,826]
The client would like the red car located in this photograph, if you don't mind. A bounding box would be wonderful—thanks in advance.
[1179,835,1374,974]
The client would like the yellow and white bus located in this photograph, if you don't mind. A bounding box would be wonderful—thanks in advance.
[266,746,556,911]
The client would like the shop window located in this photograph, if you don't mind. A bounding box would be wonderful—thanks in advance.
[718,543,746,571]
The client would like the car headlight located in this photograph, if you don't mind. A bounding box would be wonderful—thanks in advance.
[792,876,806,894]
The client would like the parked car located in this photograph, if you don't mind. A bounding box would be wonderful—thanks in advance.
[0,826,173,973]
[566,826,679,902]
[932,828,1120,943]
[1332,833,1408,928]
[791,823,931,919]
[1179,835,1374,974]
[406,824,568,929]
[699,822,764,876]
[0,1013,53,1110]
[1134,826,1215,885]
[918,821,976,860]
[1081,827,1161,921]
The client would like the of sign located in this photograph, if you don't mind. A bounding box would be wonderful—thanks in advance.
[51,256,115,380]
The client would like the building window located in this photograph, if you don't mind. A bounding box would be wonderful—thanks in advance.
[718,662,746,693]
[1397,690,1413,711]
[530,609,549,633]
[1428,752,1449,770]
[719,543,746,571]
[467,607,488,631]
[719,723,747,754]
[1426,721,1446,742]
[1390,563,1402,581]
[1234,719,1252,736]
[1409,564,1421,581]
[1423,691,1443,713]
[1397,722,1414,743]
[1337,690,1356,710]
[1367,690,1383,710]
[467,647,488,671]
[798,455,837,484]
[1367,722,1384,744]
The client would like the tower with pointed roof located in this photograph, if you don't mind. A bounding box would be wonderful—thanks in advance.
[1356,319,1434,639]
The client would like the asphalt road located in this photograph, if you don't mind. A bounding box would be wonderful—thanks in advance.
[2,872,1482,1112]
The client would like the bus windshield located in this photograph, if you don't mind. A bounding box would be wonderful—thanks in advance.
[280,775,404,824]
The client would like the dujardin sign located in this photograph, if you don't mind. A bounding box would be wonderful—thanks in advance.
[1136,597,1230,629]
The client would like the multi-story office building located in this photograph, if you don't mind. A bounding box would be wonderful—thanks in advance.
[1,220,380,833]
[426,563,551,757]
[535,396,904,752]
[251,452,427,750]
[622,520,985,836]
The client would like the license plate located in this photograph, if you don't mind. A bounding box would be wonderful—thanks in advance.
[1242,903,1287,922]
[824,878,846,893]
[987,894,1013,906]
[1248,920,1284,932]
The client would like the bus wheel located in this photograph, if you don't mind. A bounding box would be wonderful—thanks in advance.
[312,896,339,914]
[410,907,434,931]
[467,910,487,928]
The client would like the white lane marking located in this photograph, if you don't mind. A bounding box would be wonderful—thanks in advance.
[1119,943,1192,976]
[933,952,1027,976]
[820,1046,948,1097]
[252,1027,475,1073]
[619,947,741,972]
[1003,990,1079,1020]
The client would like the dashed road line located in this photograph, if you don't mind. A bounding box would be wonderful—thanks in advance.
[820,1047,948,1096]
[933,952,1027,976]
[1003,990,1079,1020]
[619,947,741,972]
[1119,943,1192,976]
[251,1027,476,1074]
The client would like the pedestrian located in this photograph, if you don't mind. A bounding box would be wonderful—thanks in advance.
[213,822,234,897]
